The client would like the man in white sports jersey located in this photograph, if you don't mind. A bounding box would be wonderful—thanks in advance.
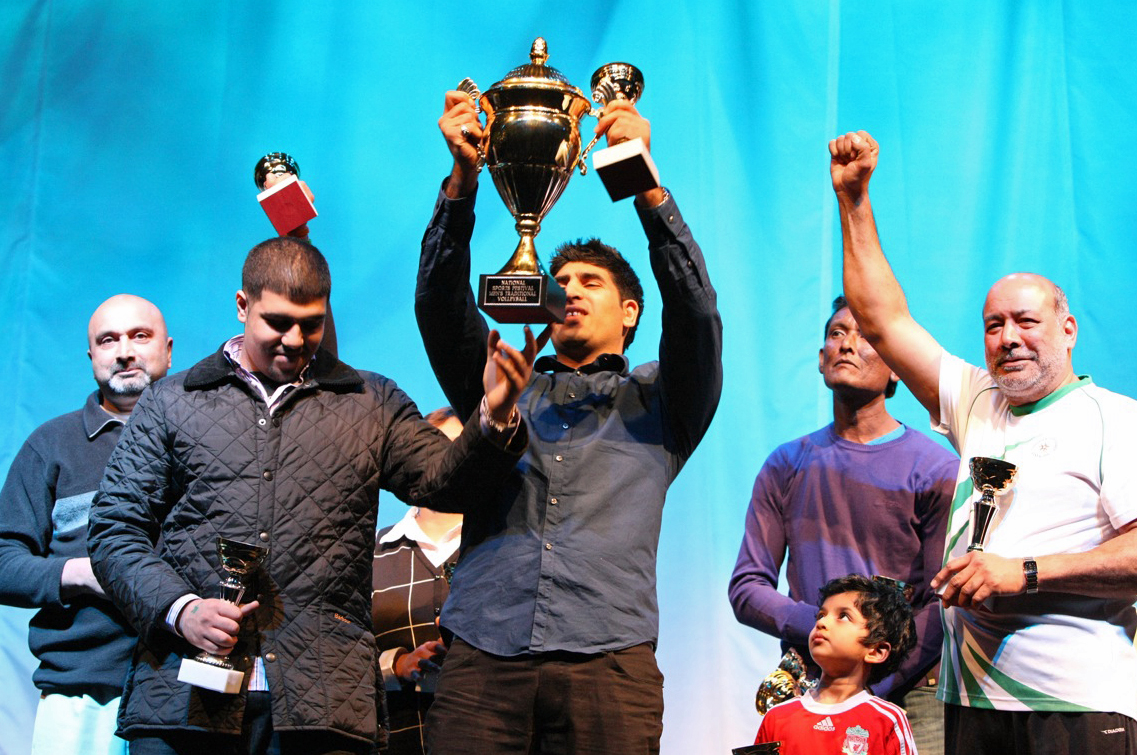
[828,129,1137,755]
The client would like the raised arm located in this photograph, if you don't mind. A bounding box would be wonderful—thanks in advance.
[600,101,721,455]
[415,90,493,421]
[831,131,943,422]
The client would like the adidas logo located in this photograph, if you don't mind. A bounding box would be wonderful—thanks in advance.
[813,716,836,732]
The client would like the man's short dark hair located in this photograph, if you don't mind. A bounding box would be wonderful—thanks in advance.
[819,574,916,685]
[549,238,644,349]
[824,294,897,399]
[242,237,332,302]
[425,406,457,429]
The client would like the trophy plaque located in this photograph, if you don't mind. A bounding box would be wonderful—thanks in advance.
[458,38,652,323]
[579,63,660,201]
[967,457,1018,552]
[254,152,317,235]
[755,648,815,714]
[177,537,269,694]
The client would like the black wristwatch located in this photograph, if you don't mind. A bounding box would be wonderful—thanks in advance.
[1023,558,1039,594]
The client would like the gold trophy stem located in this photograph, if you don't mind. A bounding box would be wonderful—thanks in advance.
[496,218,544,276]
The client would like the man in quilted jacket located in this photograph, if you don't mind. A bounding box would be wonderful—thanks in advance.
[88,236,534,755]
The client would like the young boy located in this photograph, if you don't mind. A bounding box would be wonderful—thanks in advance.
[755,574,919,754]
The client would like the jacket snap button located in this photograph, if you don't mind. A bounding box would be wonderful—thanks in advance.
[257,418,266,426]
[265,653,277,662]
[263,470,274,481]
[259,532,269,542]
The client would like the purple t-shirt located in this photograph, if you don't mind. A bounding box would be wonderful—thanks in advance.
[729,424,957,698]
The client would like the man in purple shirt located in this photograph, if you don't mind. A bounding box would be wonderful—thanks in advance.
[730,295,957,754]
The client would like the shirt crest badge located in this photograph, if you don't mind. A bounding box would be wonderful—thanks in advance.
[841,724,869,754]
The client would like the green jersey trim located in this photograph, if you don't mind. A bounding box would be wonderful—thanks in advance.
[1008,376,1092,416]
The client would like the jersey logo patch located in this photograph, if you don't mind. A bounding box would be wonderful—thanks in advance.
[1031,435,1057,457]
[813,716,835,731]
[841,724,869,754]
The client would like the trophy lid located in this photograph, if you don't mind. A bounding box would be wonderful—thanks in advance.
[490,38,584,97]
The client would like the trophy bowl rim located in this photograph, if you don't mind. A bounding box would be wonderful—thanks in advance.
[485,77,589,101]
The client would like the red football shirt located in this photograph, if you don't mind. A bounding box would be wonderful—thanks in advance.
[755,690,917,755]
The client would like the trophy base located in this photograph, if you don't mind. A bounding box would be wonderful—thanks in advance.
[478,273,566,324]
[178,657,245,694]
[593,137,660,202]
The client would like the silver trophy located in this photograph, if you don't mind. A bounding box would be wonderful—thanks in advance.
[579,62,660,201]
[967,457,1018,552]
[177,537,269,694]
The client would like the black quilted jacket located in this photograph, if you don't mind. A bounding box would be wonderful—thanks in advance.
[88,345,525,744]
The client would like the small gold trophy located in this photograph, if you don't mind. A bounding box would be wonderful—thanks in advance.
[967,457,1018,552]
[177,537,268,694]
[457,38,651,323]
[755,648,815,714]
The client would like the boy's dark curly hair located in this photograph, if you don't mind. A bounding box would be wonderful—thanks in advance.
[819,574,917,685]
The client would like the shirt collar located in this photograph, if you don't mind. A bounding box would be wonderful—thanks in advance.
[1008,374,1092,416]
[380,508,462,568]
[83,391,124,440]
[223,335,311,410]
[535,352,629,376]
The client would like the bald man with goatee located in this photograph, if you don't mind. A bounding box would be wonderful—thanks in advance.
[0,294,172,755]
[830,130,1137,755]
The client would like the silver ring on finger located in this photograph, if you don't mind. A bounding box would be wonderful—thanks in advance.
[460,124,471,140]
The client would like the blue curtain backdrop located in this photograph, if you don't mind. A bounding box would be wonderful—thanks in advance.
[2,1,1135,752]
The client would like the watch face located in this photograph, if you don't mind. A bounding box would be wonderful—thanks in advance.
[1023,558,1039,593]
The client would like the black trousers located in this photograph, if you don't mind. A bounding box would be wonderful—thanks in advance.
[425,638,664,755]
[128,691,370,755]
[945,702,1136,755]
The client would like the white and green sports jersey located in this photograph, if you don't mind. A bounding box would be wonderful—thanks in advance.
[934,352,1137,719]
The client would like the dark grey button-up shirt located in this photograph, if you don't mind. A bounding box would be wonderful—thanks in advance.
[416,184,722,655]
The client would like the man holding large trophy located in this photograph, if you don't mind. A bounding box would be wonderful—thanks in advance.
[416,39,722,755]
[830,130,1137,754]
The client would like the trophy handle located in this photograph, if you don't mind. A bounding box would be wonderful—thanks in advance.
[456,77,487,170]
[577,132,602,175]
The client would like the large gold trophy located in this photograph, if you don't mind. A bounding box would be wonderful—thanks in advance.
[458,38,651,323]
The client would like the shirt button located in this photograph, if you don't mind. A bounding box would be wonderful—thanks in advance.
[265,653,277,662]
[561,423,569,430]
[263,470,274,481]
[259,532,269,542]
[550,497,558,505]
[554,455,563,462]
[545,543,553,550]
[257,418,266,426]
